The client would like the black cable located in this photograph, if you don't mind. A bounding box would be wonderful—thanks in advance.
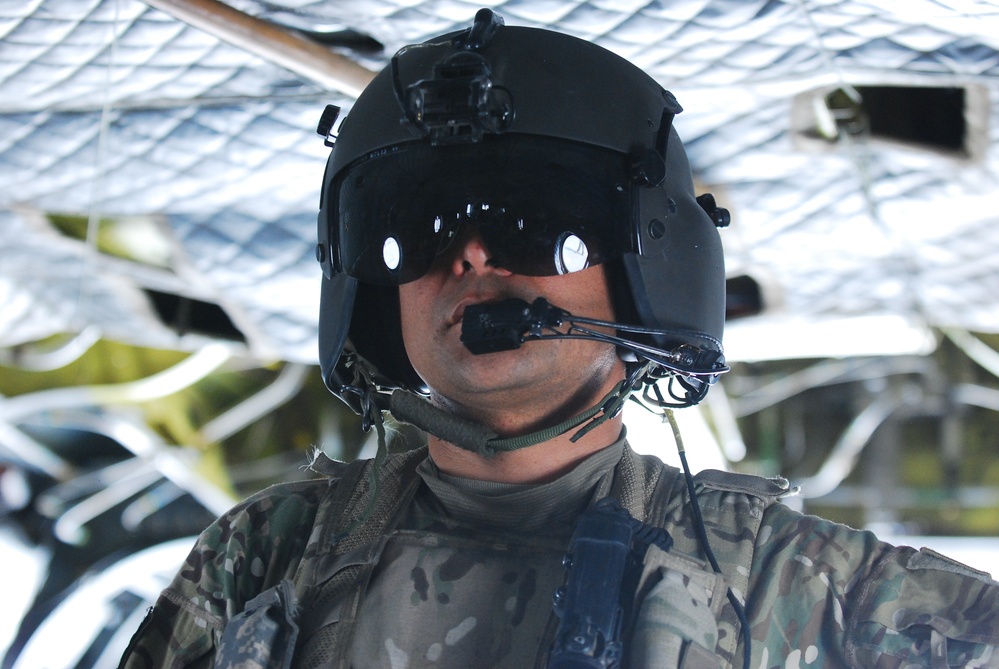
[660,391,752,669]
[460,298,728,387]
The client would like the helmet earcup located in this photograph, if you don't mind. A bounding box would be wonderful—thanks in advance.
[350,282,427,393]
[622,123,725,354]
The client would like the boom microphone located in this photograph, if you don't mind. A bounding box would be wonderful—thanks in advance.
[459,297,728,379]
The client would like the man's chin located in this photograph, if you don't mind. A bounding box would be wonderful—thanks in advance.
[426,347,544,397]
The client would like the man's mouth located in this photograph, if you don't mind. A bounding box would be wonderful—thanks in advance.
[447,301,468,328]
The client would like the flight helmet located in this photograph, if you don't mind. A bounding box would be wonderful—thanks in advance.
[316,9,729,416]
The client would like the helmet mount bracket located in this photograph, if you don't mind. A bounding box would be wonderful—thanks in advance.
[394,9,514,147]
[459,8,505,51]
[398,52,514,145]
[630,104,681,259]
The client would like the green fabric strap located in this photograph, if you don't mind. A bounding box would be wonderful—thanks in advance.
[487,378,631,452]
[389,378,633,456]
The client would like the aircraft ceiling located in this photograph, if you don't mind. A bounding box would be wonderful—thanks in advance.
[2,0,997,366]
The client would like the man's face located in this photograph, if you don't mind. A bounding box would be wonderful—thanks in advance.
[398,226,626,424]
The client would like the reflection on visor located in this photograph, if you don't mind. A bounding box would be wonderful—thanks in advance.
[332,136,638,285]
[558,233,589,274]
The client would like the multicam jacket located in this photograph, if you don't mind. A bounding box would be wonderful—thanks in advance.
[119,444,999,669]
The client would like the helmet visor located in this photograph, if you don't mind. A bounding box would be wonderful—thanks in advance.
[331,136,637,285]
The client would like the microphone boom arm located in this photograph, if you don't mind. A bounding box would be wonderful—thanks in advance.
[460,297,729,380]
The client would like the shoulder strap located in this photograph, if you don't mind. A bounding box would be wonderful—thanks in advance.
[607,442,677,521]
[686,467,795,590]
[296,447,428,587]
[290,447,427,668]
[614,446,791,585]
[685,467,794,606]
[616,446,792,667]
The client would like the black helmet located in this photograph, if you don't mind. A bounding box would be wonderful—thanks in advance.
[316,9,729,416]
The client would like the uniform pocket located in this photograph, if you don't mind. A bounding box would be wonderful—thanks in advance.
[630,547,727,669]
[292,536,390,667]
[849,546,999,668]
[216,580,299,669]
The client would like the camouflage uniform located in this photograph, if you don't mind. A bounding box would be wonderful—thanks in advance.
[120,441,999,668]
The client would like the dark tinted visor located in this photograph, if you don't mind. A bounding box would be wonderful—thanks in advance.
[332,136,636,285]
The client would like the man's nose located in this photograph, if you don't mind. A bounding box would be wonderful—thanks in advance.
[449,227,513,277]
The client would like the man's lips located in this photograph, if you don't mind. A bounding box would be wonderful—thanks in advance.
[447,297,483,328]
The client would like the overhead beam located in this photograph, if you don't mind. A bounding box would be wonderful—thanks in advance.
[141,0,376,97]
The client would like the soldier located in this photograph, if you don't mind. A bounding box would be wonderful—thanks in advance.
[120,9,999,669]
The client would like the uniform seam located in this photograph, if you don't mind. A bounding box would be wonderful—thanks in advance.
[160,588,226,632]
[844,546,896,668]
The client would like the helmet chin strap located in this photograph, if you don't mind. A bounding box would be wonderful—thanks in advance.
[387,367,641,457]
